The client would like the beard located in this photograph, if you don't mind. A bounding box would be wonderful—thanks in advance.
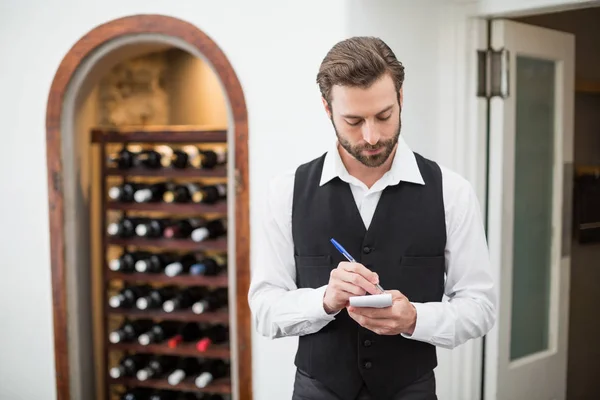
[333,114,401,168]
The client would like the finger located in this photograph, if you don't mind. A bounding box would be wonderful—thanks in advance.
[331,280,366,297]
[386,290,407,300]
[335,269,380,295]
[346,305,392,319]
[340,262,379,284]
[332,268,378,295]
[340,272,380,295]
[350,314,392,331]
[347,310,393,330]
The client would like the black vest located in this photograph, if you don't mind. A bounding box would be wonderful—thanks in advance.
[291,152,447,400]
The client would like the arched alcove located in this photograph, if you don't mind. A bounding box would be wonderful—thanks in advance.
[46,15,251,400]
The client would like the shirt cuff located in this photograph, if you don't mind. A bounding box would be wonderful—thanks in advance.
[401,302,436,343]
[306,285,339,320]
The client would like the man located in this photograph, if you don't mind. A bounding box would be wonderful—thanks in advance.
[248,36,496,400]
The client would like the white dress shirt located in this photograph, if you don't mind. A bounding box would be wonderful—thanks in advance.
[248,136,496,349]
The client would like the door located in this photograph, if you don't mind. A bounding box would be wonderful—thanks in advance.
[484,20,575,400]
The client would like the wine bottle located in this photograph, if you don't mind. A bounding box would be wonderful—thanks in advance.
[191,218,227,242]
[135,218,170,238]
[107,217,146,238]
[108,182,141,202]
[138,321,180,345]
[109,251,152,273]
[149,390,198,400]
[135,252,178,274]
[163,287,205,313]
[151,391,203,400]
[136,286,178,310]
[147,391,174,400]
[121,388,154,400]
[136,355,178,381]
[136,149,164,169]
[154,145,175,167]
[164,253,197,277]
[166,322,203,348]
[191,148,227,169]
[109,285,152,309]
[134,183,171,203]
[163,218,206,239]
[167,357,202,386]
[206,395,230,400]
[108,147,137,170]
[148,391,172,400]
[196,324,229,352]
[193,184,226,205]
[192,288,228,315]
[194,359,229,388]
[170,145,199,169]
[178,394,204,400]
[189,254,227,276]
[216,183,227,198]
[163,183,201,203]
[109,319,154,344]
[215,148,227,165]
[110,353,151,378]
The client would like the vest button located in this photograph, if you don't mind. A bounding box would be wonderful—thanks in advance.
[363,246,372,254]
[363,339,372,347]
[364,361,372,369]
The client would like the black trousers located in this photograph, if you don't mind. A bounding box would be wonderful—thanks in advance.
[292,368,437,400]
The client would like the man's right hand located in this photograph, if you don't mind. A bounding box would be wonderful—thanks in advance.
[323,262,381,314]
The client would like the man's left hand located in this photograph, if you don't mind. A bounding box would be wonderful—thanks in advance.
[347,290,417,335]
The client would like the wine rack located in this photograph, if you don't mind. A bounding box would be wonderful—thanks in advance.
[92,126,235,400]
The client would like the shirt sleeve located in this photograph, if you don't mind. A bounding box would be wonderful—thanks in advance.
[402,168,497,349]
[247,171,338,339]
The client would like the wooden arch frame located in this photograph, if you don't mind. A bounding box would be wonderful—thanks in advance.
[45,14,251,400]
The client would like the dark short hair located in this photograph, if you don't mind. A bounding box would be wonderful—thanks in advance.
[317,36,405,105]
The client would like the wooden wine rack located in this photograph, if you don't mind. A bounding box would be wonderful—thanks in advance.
[92,126,239,400]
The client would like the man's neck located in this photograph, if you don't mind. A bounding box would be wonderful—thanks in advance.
[338,144,397,188]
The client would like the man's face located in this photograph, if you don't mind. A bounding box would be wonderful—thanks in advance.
[325,73,402,168]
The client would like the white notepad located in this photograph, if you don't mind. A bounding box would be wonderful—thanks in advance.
[349,293,392,308]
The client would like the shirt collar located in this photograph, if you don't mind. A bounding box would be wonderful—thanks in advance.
[319,135,425,187]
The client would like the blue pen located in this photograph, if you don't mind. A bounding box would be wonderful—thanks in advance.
[330,238,384,293]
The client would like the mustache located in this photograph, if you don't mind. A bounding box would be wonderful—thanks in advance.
[357,141,390,151]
